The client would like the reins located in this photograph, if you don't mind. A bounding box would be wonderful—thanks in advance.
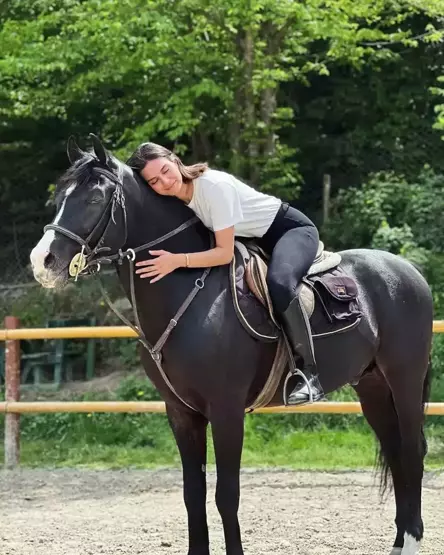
[46,167,212,411]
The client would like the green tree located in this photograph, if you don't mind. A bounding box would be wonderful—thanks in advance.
[1,0,444,282]
[323,167,444,313]
[2,0,444,194]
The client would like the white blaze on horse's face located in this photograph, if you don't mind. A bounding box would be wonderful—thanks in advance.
[30,183,77,288]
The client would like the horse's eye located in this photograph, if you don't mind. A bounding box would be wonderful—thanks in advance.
[89,195,104,204]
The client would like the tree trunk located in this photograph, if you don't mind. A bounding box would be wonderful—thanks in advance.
[261,86,277,157]
[243,27,259,182]
[198,129,212,161]
[191,129,212,162]
[260,20,286,159]
[228,87,242,175]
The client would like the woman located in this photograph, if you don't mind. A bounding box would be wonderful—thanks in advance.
[126,143,323,406]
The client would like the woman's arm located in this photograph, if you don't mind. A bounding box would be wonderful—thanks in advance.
[135,226,235,282]
[178,226,235,268]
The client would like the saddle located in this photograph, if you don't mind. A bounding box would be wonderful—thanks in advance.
[231,240,360,337]
[230,240,362,410]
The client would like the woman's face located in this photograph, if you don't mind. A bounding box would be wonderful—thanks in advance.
[140,157,183,197]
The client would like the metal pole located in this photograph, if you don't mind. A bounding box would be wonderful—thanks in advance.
[4,316,20,468]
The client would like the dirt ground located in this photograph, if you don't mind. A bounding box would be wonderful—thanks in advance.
[0,469,443,555]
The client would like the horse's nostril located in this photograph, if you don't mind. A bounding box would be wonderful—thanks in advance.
[44,252,55,269]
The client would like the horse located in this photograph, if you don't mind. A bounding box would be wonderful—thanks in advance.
[30,135,433,555]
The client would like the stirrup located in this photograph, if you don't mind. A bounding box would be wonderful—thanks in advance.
[281,331,315,405]
[283,367,315,406]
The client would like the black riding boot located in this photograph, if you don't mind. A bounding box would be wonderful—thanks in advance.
[281,294,324,406]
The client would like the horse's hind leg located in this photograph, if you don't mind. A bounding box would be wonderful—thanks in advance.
[376,342,430,555]
[383,366,429,555]
[354,367,408,554]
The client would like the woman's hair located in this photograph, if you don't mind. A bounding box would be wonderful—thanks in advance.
[126,142,208,182]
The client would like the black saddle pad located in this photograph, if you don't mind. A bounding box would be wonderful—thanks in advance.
[304,268,362,336]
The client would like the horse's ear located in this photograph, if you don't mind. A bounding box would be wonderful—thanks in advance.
[89,133,109,166]
[67,135,85,164]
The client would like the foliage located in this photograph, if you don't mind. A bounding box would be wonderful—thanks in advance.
[1,1,444,191]
[323,166,444,314]
[0,1,443,285]
[116,373,160,401]
[0,272,142,369]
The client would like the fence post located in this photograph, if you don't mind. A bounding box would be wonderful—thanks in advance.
[4,316,20,468]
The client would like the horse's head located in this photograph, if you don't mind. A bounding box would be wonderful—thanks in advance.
[30,135,129,289]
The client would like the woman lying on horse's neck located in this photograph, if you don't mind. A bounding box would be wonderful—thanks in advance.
[127,141,324,405]
[133,149,236,282]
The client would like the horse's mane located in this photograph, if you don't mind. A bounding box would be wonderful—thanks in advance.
[55,151,194,227]
[55,153,98,199]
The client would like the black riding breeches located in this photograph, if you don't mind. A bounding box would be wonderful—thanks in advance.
[257,202,319,313]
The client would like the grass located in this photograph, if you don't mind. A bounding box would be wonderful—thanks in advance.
[1,370,444,471]
[2,426,444,470]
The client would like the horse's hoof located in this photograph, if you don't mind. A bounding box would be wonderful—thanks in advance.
[389,533,421,555]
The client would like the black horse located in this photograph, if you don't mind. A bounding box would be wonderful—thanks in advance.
[30,136,433,555]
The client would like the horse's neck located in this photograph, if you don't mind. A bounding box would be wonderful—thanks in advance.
[124,184,191,246]
[120,185,210,341]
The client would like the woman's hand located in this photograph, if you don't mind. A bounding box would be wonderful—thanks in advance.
[135,227,235,283]
[135,250,183,283]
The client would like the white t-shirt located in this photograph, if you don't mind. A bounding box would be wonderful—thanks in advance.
[187,169,281,238]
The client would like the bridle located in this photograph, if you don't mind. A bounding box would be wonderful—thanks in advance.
[45,166,213,412]
[44,167,129,279]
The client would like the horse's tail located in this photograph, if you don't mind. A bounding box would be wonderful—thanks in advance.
[420,354,433,457]
[423,354,433,406]
[377,354,432,496]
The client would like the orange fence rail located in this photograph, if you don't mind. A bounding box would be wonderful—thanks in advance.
[2,317,444,468]
[0,325,137,341]
[1,401,444,415]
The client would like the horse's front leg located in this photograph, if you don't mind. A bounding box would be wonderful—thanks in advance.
[210,403,246,555]
[166,404,209,555]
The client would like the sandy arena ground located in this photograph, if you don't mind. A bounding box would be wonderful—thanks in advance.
[0,468,443,555]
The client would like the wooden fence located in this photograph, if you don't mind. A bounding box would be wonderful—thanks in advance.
[3,316,444,468]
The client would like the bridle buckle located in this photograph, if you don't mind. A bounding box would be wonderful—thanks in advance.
[69,245,87,280]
